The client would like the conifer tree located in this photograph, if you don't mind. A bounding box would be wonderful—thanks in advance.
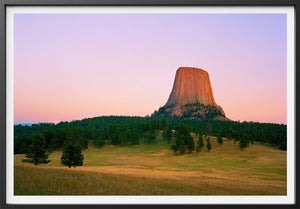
[130,128,140,145]
[206,137,212,151]
[22,133,51,166]
[78,136,88,149]
[217,133,223,145]
[239,135,249,150]
[176,136,186,155]
[279,136,287,150]
[198,129,202,137]
[61,143,84,168]
[178,140,186,155]
[161,118,167,130]
[196,135,205,152]
[146,131,156,144]
[95,127,106,147]
[186,134,195,153]
[250,137,255,145]
[165,124,173,143]
[171,135,186,155]
[206,123,211,136]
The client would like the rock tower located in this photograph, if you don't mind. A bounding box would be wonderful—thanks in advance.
[153,67,228,120]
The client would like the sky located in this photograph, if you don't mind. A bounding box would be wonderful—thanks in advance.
[14,13,287,124]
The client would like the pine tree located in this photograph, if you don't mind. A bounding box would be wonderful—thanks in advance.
[171,135,186,155]
[198,129,202,137]
[206,123,211,136]
[130,128,140,145]
[118,124,130,146]
[206,137,212,151]
[165,124,173,143]
[186,134,195,153]
[22,133,51,166]
[217,133,223,145]
[85,125,97,140]
[176,136,186,155]
[78,136,88,149]
[61,143,84,168]
[95,127,106,147]
[170,124,194,154]
[239,135,249,150]
[196,135,205,152]
[146,131,155,144]
[120,129,129,145]
[279,136,287,150]
[111,132,120,145]
[161,118,167,130]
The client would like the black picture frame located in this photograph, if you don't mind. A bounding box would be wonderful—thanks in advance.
[0,0,298,208]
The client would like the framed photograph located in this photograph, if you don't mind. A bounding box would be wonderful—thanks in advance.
[1,0,297,207]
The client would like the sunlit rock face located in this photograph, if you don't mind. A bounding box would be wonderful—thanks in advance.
[166,67,217,107]
[153,67,229,120]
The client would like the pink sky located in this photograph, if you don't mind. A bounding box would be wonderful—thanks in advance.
[14,14,287,124]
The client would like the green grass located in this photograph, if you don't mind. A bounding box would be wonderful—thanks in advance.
[14,134,287,195]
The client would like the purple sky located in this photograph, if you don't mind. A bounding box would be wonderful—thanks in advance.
[14,13,287,124]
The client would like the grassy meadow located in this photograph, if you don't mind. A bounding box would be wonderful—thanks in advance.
[14,133,287,195]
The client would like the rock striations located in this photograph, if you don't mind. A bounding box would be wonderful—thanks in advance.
[166,67,218,107]
[153,67,229,121]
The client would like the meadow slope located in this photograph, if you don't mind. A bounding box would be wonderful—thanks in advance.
[14,134,286,195]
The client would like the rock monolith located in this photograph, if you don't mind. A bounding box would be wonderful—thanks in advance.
[153,67,229,120]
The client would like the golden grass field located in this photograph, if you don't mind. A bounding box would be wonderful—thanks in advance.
[14,134,287,195]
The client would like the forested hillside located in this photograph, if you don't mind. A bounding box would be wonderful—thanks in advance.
[14,116,287,154]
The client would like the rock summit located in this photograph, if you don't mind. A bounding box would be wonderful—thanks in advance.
[153,67,229,120]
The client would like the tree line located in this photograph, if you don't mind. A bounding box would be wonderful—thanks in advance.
[15,116,287,156]
[169,123,250,155]
[21,120,259,167]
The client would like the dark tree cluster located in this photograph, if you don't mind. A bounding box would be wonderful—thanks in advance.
[61,143,84,168]
[217,133,223,145]
[14,116,287,156]
[206,137,212,151]
[21,133,51,166]
[22,134,84,168]
[196,133,205,152]
[14,117,175,154]
[162,119,286,150]
[162,122,173,143]
[170,124,195,155]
